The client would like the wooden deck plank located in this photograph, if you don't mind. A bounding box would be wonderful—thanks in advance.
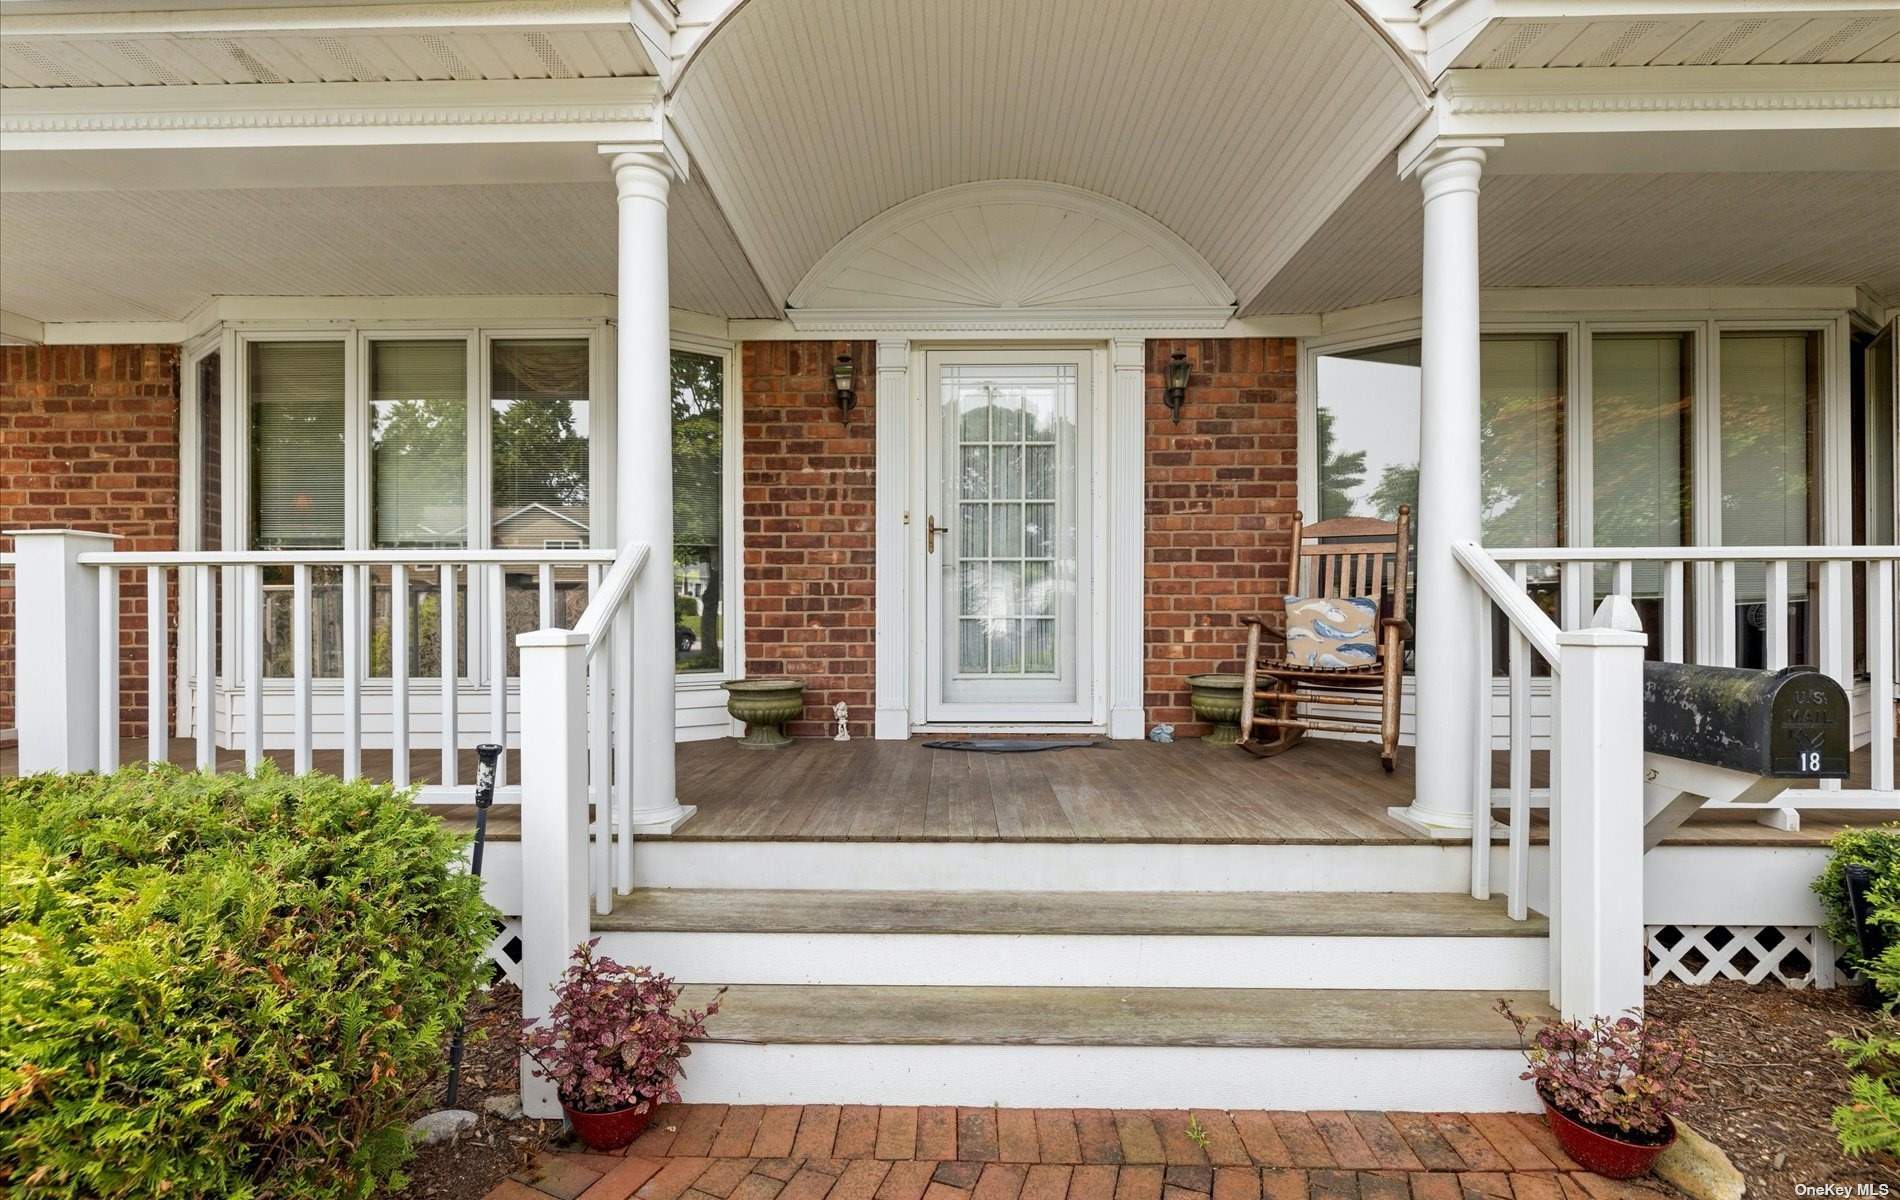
[7,735,1865,847]
[673,985,1552,1050]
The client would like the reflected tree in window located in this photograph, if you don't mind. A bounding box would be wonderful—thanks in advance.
[672,350,724,673]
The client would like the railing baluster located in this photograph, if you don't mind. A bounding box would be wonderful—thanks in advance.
[1507,563,1531,921]
[440,565,459,788]
[244,564,264,769]
[293,564,313,775]
[1872,559,1896,792]
[489,564,508,789]
[538,562,555,629]
[341,563,361,781]
[1662,560,1685,664]
[589,629,612,915]
[613,601,635,894]
[1765,559,1789,670]
[391,564,409,789]
[1716,561,1737,667]
[195,564,215,770]
[147,565,168,765]
[1547,675,1561,1008]
[98,565,119,771]
[1615,560,1633,599]
[1471,589,1494,901]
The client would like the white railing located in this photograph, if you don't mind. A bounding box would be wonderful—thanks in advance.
[6,529,615,796]
[1456,540,1651,1021]
[1486,546,1900,807]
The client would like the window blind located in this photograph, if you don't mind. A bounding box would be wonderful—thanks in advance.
[1592,334,1693,596]
[1479,335,1564,549]
[1721,331,1818,600]
[370,339,468,548]
[251,341,345,549]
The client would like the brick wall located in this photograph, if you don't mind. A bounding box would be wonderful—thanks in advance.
[1143,337,1299,737]
[740,340,877,738]
[1,345,181,740]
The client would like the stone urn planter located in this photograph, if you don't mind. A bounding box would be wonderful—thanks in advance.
[726,678,806,749]
[1186,672,1248,744]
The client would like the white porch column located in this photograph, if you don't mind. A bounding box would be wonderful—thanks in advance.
[1391,140,1494,837]
[873,339,912,740]
[9,528,116,774]
[605,145,695,833]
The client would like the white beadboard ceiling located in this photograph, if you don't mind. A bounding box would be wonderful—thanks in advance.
[0,176,777,322]
[668,0,1429,315]
[0,27,655,87]
[1250,161,1900,315]
[1451,12,1900,70]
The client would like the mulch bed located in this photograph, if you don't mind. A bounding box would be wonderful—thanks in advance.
[396,982,567,1200]
[1647,978,1900,1192]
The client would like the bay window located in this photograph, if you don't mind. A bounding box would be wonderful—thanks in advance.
[232,324,737,694]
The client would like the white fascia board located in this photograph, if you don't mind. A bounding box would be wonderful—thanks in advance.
[1312,284,1869,337]
[0,76,663,151]
[0,0,636,38]
[1431,63,1900,137]
[33,294,621,344]
[0,309,46,345]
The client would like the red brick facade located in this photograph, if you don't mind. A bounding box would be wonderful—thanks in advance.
[740,341,877,738]
[1,345,182,739]
[1142,338,1299,736]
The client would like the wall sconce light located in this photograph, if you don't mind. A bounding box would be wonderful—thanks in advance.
[832,353,858,423]
[1163,350,1191,424]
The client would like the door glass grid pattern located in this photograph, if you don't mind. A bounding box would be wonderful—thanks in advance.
[952,370,1070,677]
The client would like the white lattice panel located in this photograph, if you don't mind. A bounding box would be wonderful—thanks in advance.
[1646,924,1838,989]
[485,917,523,987]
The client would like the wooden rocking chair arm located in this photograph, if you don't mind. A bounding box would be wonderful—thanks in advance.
[1241,613,1286,631]
[1381,616,1414,641]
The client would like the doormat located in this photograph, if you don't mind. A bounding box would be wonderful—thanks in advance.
[921,739,1103,753]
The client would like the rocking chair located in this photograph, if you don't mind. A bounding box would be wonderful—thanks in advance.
[1239,507,1412,773]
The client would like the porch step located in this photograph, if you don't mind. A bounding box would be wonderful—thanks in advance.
[597,888,1545,936]
[663,984,1549,1109]
[592,889,1547,990]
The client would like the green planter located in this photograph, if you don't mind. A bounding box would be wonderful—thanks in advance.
[726,678,806,749]
[1186,672,1248,745]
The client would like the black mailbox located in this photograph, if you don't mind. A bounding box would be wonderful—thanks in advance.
[1642,662,1849,779]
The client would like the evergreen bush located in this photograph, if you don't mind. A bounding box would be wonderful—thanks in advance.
[0,764,494,1198]
[1815,826,1900,1160]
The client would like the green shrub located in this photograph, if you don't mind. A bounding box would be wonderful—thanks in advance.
[0,764,495,1199]
[1816,826,1900,1161]
[1813,825,1900,979]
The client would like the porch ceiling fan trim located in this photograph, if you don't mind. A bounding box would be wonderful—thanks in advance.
[785,181,1238,333]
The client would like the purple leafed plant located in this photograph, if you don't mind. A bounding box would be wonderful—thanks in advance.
[1497,1000,1700,1141]
[523,939,724,1114]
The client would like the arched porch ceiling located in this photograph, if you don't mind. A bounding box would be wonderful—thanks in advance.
[668,0,1430,318]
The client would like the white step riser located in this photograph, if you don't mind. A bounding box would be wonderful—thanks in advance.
[631,841,1479,892]
[600,931,1549,991]
[675,1044,1538,1111]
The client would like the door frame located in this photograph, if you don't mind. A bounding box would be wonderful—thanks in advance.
[900,341,1115,732]
[917,347,1098,724]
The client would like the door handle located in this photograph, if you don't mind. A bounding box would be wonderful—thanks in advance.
[926,517,950,553]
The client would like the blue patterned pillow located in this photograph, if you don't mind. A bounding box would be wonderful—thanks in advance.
[1283,595,1379,668]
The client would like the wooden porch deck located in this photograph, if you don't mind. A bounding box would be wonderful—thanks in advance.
[1,734,1867,846]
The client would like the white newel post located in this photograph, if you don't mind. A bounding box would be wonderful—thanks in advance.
[1391,140,1493,838]
[517,628,591,1117]
[9,529,116,774]
[1555,596,1648,1022]
[605,145,695,833]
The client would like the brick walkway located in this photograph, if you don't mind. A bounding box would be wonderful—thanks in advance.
[481,1106,1677,1200]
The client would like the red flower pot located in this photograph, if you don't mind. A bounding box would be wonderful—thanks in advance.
[1541,1101,1675,1180]
[561,1100,654,1152]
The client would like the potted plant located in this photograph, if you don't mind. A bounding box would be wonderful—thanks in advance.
[522,940,723,1151]
[1497,1000,1700,1179]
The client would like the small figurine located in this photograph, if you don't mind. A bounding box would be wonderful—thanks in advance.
[1148,723,1175,744]
[833,701,851,742]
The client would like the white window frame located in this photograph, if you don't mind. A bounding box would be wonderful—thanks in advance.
[669,331,745,685]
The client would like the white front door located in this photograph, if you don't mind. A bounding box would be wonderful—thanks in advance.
[923,350,1093,723]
